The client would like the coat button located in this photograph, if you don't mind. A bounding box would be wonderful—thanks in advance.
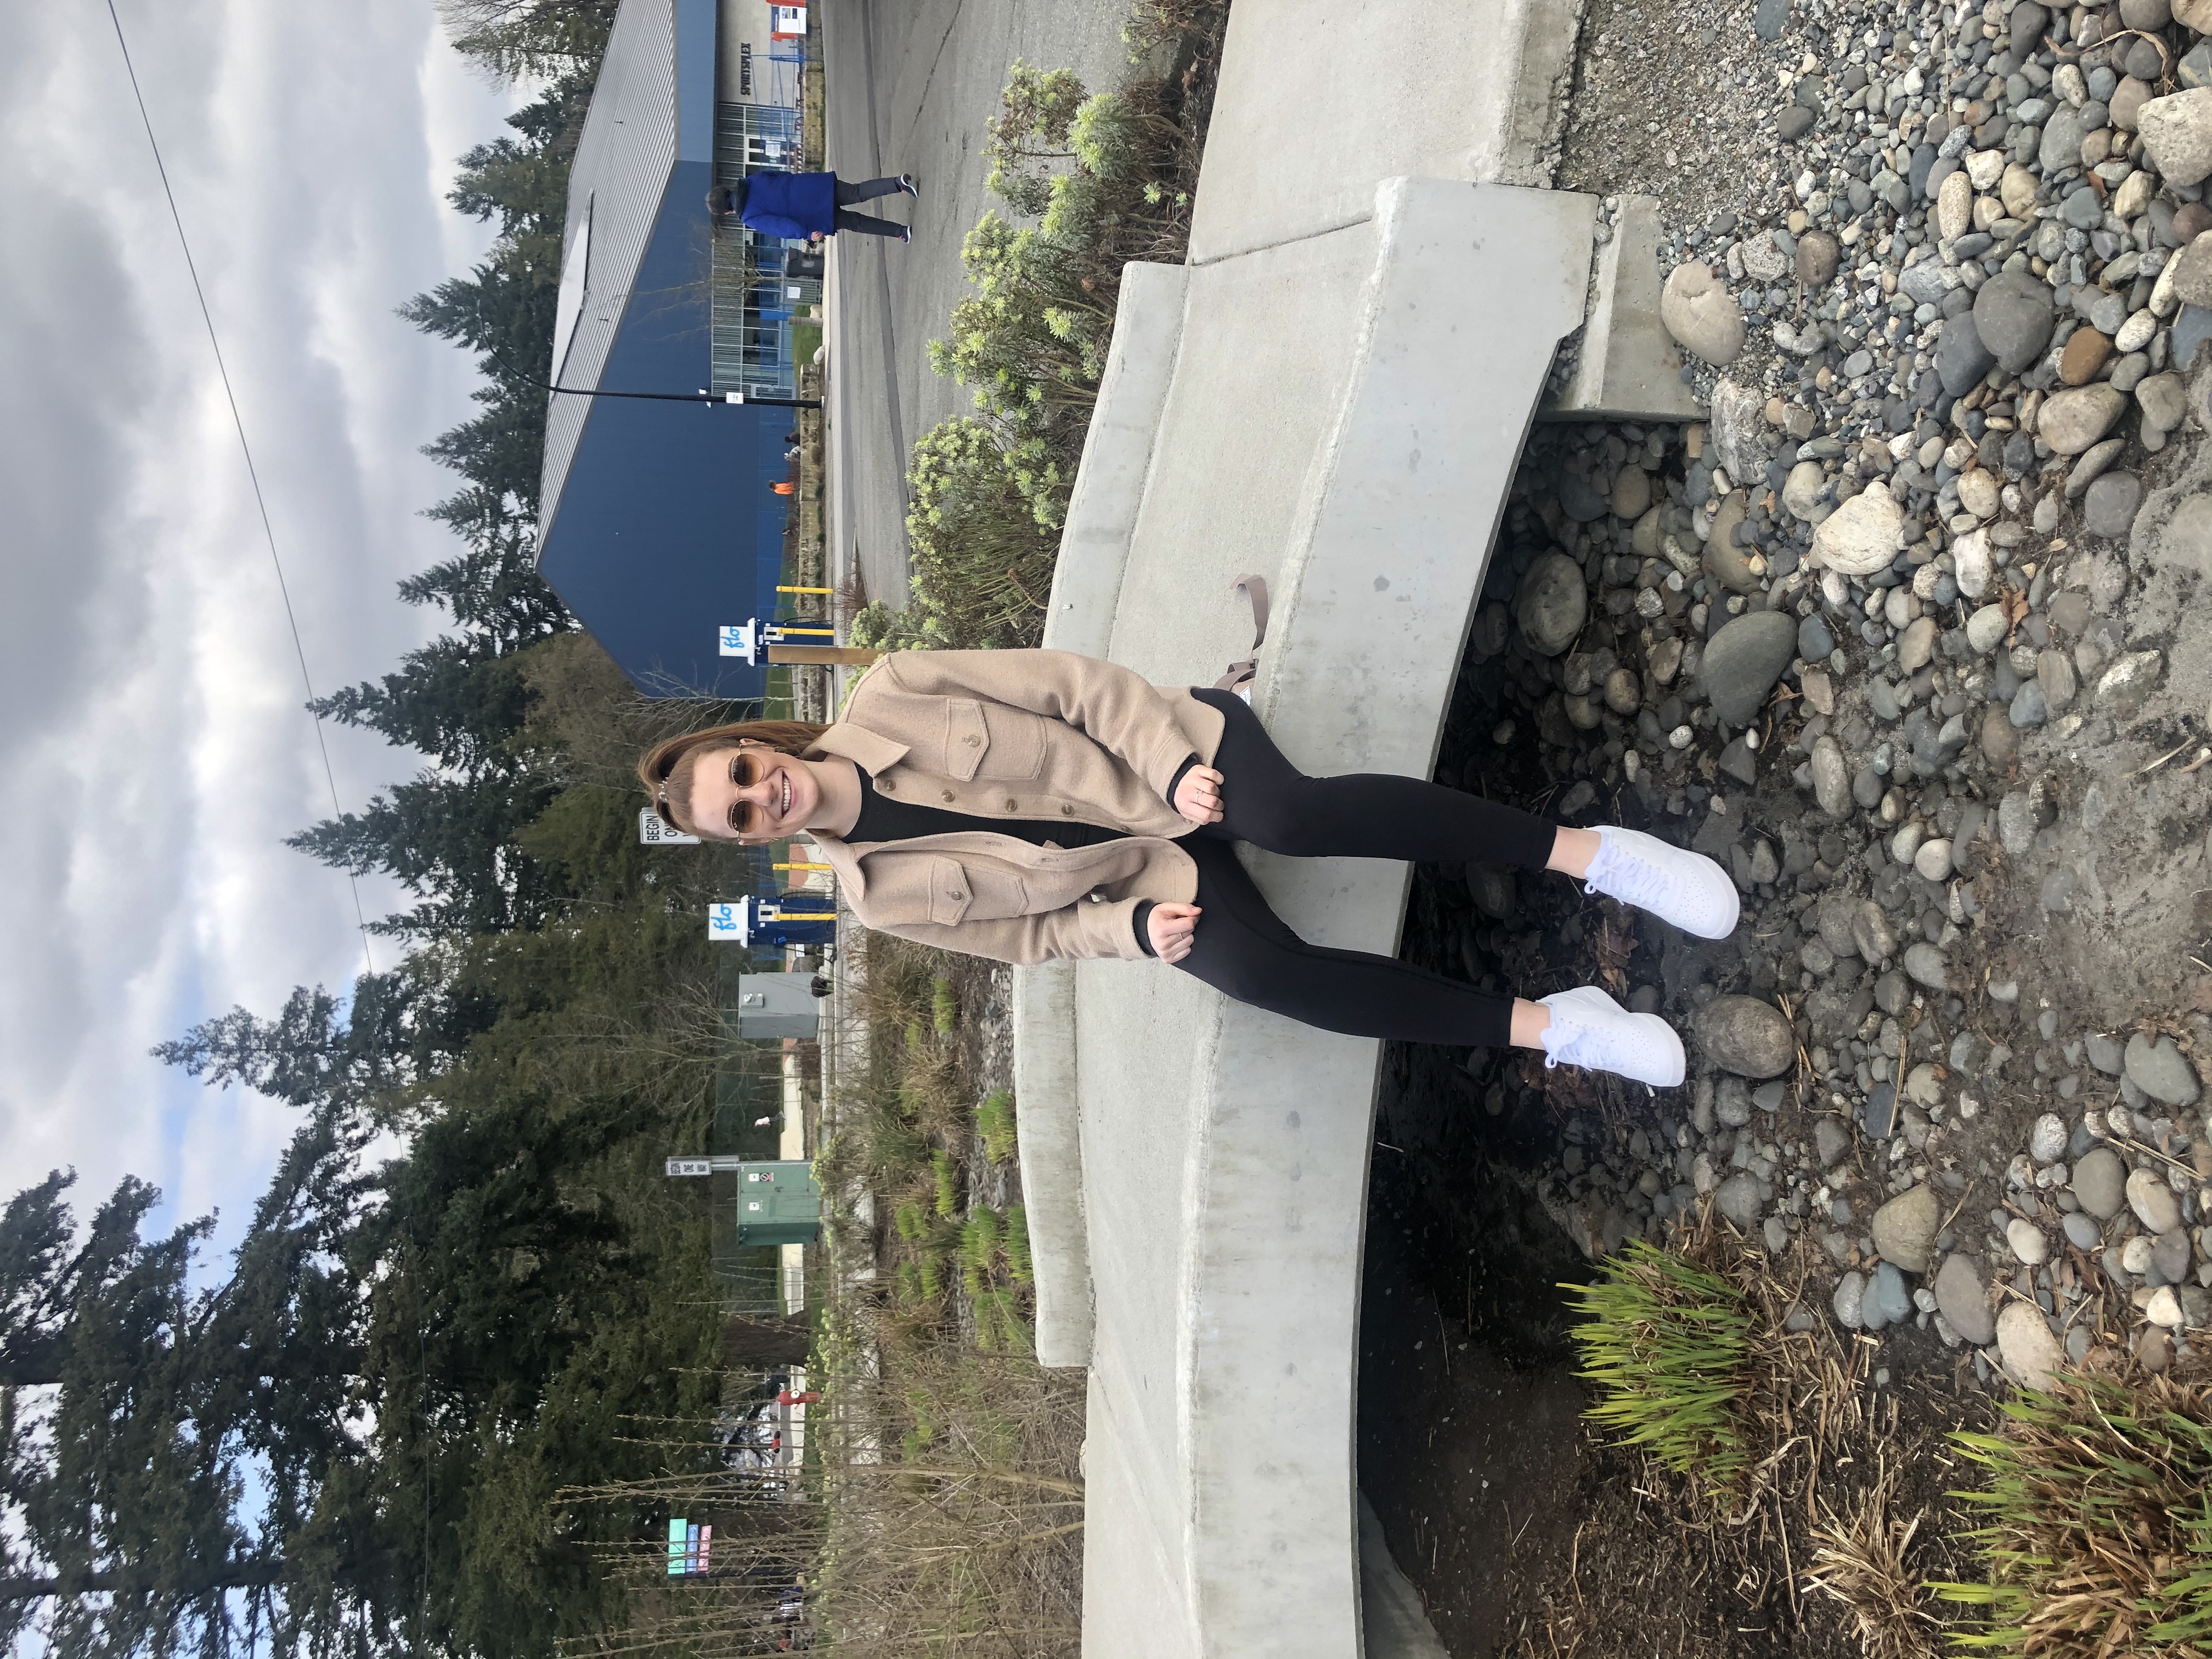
[1060,804,1074,816]
[880,779,894,793]
[1005,798,1017,810]
[942,791,955,803]
[949,889,965,900]
[964,735,981,746]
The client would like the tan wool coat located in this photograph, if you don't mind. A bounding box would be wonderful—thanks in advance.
[800,650,1227,964]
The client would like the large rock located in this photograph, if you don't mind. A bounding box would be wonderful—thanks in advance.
[1796,229,1841,288]
[1996,1301,2064,1391]
[2038,385,2128,455]
[1714,1171,1764,1229]
[2124,1031,2202,1105]
[1694,995,1796,1078]
[1811,486,1904,577]
[1934,1252,1995,1345]
[1514,552,1587,656]
[2169,233,2212,311]
[1661,262,1745,366]
[1972,272,2057,373]
[1951,527,1993,599]
[1936,313,1997,395]
[1703,490,1759,594]
[1871,1182,1939,1274]
[1699,611,1798,725]
[2138,88,2212,188]
[1708,379,1769,482]
[2070,1145,2126,1218]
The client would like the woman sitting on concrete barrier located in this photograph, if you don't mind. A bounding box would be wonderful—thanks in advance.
[639,650,1736,1086]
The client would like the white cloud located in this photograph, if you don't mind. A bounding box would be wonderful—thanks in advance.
[0,0,524,1256]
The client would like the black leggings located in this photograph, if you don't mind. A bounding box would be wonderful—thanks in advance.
[1169,689,1558,1049]
[832,176,905,237]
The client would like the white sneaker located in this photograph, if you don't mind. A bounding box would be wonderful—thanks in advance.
[1538,986,1686,1087]
[1583,825,1740,940]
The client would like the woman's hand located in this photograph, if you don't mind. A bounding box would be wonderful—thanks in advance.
[1173,764,1224,826]
[1147,902,1201,963]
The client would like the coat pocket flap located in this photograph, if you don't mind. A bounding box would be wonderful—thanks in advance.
[928,858,975,925]
[943,699,988,781]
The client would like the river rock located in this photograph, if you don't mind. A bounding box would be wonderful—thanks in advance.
[1903,942,1950,990]
[2072,1146,2127,1218]
[2007,1217,2051,1265]
[1699,611,1798,725]
[1612,465,1652,520]
[1973,273,2052,374]
[2138,88,2212,188]
[1797,229,1841,288]
[1952,528,1993,600]
[1812,735,1852,816]
[1936,311,1997,395]
[1872,1182,1940,1274]
[2038,385,2128,454]
[1934,1252,1995,1344]
[1694,995,1796,1078]
[1812,485,1904,577]
[1996,1300,2064,1390]
[1715,1171,1765,1229]
[2128,1167,2183,1233]
[1708,379,1769,482]
[2124,1031,2202,1105]
[1661,262,1745,365]
[1832,1269,1867,1329]
[1514,552,1587,655]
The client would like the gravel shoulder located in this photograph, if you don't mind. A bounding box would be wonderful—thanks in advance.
[1364,0,2212,1644]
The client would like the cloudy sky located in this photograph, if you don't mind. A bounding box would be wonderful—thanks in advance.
[0,2,522,1252]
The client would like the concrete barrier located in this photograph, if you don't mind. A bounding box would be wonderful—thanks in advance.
[1022,178,1599,1659]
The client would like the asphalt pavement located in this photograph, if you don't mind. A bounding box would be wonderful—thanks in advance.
[821,0,1128,613]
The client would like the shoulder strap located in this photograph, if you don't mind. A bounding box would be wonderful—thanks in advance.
[1213,574,1270,693]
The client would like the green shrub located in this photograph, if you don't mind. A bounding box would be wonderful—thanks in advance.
[961,1208,1003,1272]
[931,977,958,1036]
[978,1091,1018,1166]
[1562,1239,1753,1502]
[904,1018,927,1052]
[894,1261,922,1304]
[894,1203,928,1243]
[1004,1203,1034,1285]
[917,1254,945,1301]
[930,1149,960,1218]
[1932,1371,2212,1655]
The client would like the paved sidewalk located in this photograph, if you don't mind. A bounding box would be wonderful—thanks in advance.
[820,0,1127,613]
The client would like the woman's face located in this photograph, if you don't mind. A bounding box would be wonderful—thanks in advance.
[686,744,820,842]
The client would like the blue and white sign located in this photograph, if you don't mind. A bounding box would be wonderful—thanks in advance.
[719,620,759,663]
[709,899,754,944]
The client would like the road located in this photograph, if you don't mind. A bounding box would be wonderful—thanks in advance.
[820,0,1128,613]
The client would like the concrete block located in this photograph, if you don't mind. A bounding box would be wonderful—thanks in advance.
[1187,0,1585,264]
[1009,962,1091,1368]
[1548,195,1705,422]
[1060,179,1596,1659]
[1046,262,1190,661]
[1359,1493,1452,1659]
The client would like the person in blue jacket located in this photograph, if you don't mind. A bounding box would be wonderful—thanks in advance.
[707,171,917,242]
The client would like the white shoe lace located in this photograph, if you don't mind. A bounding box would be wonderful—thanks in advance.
[1583,838,1669,913]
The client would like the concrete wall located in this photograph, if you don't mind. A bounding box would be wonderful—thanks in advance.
[1186,0,1584,264]
[1052,180,1596,1658]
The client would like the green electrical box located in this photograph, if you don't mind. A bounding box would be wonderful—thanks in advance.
[734,1160,822,1246]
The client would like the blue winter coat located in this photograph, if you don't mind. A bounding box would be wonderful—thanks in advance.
[741,171,837,239]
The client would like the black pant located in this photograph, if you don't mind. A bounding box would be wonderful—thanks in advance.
[832,176,904,236]
[1169,689,1557,1049]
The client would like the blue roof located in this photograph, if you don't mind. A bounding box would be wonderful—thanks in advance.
[537,0,790,698]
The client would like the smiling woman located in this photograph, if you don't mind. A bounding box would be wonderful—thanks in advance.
[636,648,1746,1086]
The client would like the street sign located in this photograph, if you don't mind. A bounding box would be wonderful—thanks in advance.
[709,900,751,943]
[665,1158,715,1177]
[640,807,701,846]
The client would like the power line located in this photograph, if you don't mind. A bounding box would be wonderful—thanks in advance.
[103,0,374,978]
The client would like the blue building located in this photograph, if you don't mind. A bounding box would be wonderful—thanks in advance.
[537,0,822,698]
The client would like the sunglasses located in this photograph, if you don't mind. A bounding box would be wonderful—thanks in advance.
[659,748,778,838]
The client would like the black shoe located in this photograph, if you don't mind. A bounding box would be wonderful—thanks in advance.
[898,172,919,198]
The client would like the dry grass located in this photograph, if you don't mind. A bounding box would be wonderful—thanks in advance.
[1932,1369,2212,1657]
[1802,1455,1942,1659]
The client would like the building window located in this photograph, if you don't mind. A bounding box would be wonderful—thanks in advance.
[709,104,819,398]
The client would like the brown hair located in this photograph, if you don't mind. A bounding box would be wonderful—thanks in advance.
[639,719,828,835]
